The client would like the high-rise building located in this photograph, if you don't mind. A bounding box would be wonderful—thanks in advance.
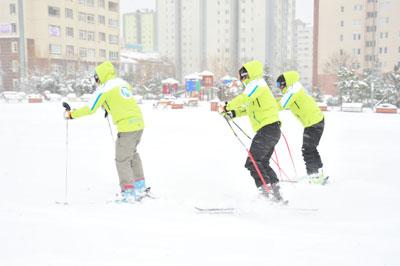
[123,10,156,52]
[314,0,400,95]
[156,0,296,80]
[0,0,120,90]
[294,19,313,91]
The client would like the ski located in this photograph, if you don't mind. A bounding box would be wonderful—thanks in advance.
[194,207,236,214]
[108,187,156,204]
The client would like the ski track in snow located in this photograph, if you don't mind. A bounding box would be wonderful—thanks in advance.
[0,102,399,266]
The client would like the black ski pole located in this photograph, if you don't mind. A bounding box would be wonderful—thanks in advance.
[222,115,271,192]
[59,102,71,205]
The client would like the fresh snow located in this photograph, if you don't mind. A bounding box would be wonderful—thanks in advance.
[0,102,399,266]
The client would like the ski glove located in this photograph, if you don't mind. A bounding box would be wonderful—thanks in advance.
[220,102,236,119]
[64,111,72,120]
[223,110,236,119]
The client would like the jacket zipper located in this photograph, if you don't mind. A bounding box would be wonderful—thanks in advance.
[256,98,261,107]
[104,100,111,111]
[294,101,300,109]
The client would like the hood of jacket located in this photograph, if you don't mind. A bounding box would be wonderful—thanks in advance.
[95,61,116,85]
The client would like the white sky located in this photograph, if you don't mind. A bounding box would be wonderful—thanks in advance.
[119,0,314,24]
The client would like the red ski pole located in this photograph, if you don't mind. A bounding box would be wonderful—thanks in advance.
[281,132,298,176]
[223,116,271,192]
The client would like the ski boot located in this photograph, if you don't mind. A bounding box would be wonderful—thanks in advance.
[309,168,329,185]
[270,183,288,205]
[258,183,288,205]
[120,184,137,203]
[134,178,153,200]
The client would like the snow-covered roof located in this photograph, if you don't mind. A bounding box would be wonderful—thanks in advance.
[222,75,237,81]
[184,73,201,80]
[162,78,179,84]
[199,70,214,76]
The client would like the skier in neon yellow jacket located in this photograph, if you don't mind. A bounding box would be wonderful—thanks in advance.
[223,60,284,202]
[276,71,327,184]
[64,61,147,201]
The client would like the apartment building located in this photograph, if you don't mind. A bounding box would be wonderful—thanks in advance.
[314,0,400,95]
[294,19,313,91]
[123,10,156,52]
[156,0,296,80]
[0,0,120,90]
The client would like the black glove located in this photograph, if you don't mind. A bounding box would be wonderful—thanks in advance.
[224,110,236,119]
[104,109,108,118]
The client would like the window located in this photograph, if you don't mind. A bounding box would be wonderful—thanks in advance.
[79,12,86,22]
[11,23,17,33]
[98,15,105,24]
[98,32,106,42]
[66,27,74,38]
[340,20,344,27]
[87,31,95,41]
[11,41,18,53]
[66,45,74,57]
[99,49,106,58]
[109,51,119,60]
[108,1,118,12]
[87,14,95,24]
[354,4,363,11]
[108,18,118,28]
[86,0,94,7]
[109,34,118,44]
[49,44,62,55]
[340,34,343,41]
[49,25,61,37]
[87,48,95,58]
[340,6,344,12]
[79,47,87,58]
[10,3,16,15]
[48,6,60,17]
[65,8,73,19]
[79,30,87,40]
[98,0,105,8]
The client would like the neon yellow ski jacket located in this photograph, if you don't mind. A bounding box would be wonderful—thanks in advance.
[277,71,323,128]
[226,60,280,132]
[71,61,144,132]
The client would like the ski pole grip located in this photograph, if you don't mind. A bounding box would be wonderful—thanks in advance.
[62,102,71,111]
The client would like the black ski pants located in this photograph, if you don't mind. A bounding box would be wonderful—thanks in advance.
[245,122,281,187]
[302,119,324,175]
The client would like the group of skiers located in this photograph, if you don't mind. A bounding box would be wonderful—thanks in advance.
[63,60,327,203]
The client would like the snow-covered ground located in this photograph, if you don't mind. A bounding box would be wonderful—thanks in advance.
[0,101,399,266]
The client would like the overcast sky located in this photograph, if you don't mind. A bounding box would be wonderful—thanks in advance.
[120,0,313,24]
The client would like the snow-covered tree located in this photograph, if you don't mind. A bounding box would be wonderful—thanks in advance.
[336,67,371,103]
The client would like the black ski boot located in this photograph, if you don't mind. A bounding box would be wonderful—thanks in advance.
[270,183,288,205]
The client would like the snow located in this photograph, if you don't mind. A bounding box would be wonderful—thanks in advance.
[0,102,399,266]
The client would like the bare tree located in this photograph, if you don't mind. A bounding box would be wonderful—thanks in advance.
[323,51,359,75]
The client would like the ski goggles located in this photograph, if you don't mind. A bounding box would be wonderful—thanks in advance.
[276,81,286,90]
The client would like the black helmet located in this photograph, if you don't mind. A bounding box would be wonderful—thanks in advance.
[238,66,249,82]
[276,74,286,90]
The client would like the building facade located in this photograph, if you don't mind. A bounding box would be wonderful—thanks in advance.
[0,0,120,90]
[123,10,156,52]
[314,0,400,95]
[156,0,296,81]
[294,19,313,92]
